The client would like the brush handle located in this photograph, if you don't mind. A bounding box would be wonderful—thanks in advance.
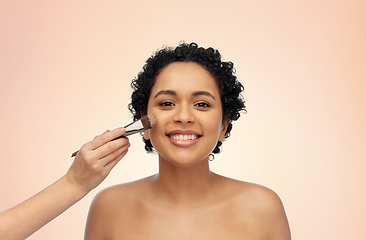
[70,128,144,157]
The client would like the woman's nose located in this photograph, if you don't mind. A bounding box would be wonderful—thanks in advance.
[173,104,195,124]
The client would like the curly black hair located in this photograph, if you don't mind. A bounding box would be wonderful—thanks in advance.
[128,42,246,154]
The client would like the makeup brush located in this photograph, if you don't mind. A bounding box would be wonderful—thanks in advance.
[71,113,156,157]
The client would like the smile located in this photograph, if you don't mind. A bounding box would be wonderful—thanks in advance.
[169,134,200,140]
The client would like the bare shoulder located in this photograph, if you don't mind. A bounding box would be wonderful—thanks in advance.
[88,176,151,211]
[84,176,154,240]
[234,179,284,212]
[94,175,152,201]
[217,176,292,240]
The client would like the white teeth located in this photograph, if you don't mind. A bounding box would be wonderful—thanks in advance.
[170,134,199,140]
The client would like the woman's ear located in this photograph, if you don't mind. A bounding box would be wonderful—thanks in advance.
[219,119,230,141]
[144,129,150,140]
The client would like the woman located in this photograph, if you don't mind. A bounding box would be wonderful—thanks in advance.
[85,42,291,239]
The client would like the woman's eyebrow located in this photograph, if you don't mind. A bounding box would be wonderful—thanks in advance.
[192,91,215,100]
[153,90,215,100]
[153,90,176,98]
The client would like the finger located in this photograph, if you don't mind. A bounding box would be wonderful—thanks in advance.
[101,149,129,176]
[106,148,129,168]
[88,127,126,151]
[93,136,129,160]
[98,139,130,164]
[93,129,111,140]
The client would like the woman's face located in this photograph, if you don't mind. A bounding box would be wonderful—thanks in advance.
[145,62,228,167]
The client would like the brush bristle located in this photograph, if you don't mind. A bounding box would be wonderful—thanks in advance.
[141,113,156,130]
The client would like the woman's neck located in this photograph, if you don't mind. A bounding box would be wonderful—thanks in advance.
[151,157,219,206]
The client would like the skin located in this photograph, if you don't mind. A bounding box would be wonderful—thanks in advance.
[85,62,291,240]
[0,128,130,240]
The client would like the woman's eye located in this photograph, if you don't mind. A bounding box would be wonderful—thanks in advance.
[159,101,175,107]
[195,102,210,108]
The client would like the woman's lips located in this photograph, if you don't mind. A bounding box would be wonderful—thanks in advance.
[166,130,202,147]
[169,134,199,140]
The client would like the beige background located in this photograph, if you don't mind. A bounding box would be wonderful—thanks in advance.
[1,0,365,239]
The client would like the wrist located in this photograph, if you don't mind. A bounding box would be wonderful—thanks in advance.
[62,174,92,199]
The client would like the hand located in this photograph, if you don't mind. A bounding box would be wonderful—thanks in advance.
[65,127,130,193]
[0,128,129,240]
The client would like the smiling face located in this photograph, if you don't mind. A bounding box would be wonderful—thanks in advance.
[145,62,228,168]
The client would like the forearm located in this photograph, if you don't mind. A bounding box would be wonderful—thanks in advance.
[0,176,89,240]
[0,128,129,240]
